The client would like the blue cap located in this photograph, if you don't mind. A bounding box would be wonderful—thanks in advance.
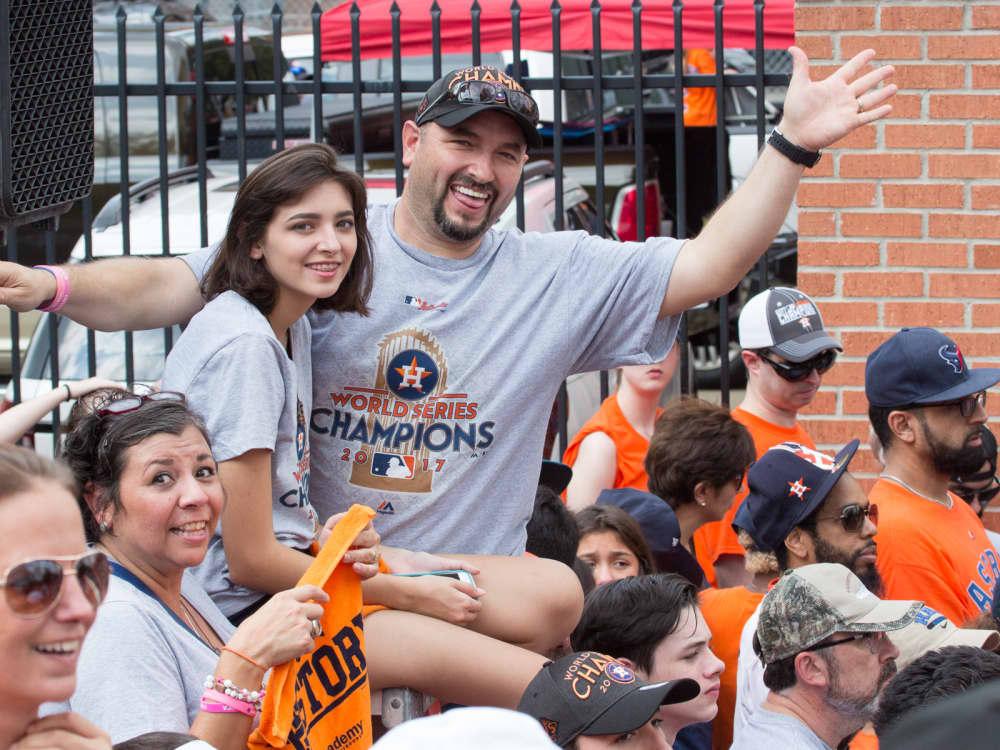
[733,440,860,553]
[865,327,1000,408]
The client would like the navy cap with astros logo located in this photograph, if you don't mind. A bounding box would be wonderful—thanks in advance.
[733,439,860,553]
[517,651,700,748]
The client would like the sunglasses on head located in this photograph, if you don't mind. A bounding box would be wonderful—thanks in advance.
[0,550,109,618]
[757,349,838,382]
[96,391,185,417]
[815,502,878,533]
[417,79,540,126]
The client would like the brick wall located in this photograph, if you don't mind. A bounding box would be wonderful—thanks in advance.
[795,1,1000,531]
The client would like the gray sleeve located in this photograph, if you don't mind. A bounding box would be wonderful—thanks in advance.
[66,602,193,742]
[181,245,219,284]
[184,334,285,462]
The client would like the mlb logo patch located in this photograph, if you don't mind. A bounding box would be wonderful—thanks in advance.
[370,453,415,479]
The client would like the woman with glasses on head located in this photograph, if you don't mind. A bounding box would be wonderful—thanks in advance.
[0,445,111,750]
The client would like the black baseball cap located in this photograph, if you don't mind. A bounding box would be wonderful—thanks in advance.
[738,287,841,363]
[865,327,1000,408]
[540,460,573,494]
[733,439,860,552]
[414,65,542,148]
[517,651,700,748]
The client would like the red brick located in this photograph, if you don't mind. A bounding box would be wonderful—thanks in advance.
[984,507,1000,534]
[929,36,1000,59]
[893,64,965,90]
[798,419,870,446]
[880,5,964,31]
[930,94,1000,120]
[840,153,922,178]
[800,391,837,416]
[974,245,1000,269]
[843,390,871,416]
[797,183,877,208]
[930,273,1000,298]
[819,301,880,327]
[798,271,837,297]
[929,154,1000,178]
[842,212,923,238]
[930,214,1000,239]
[887,93,923,120]
[973,303,1000,326]
[841,331,895,355]
[884,301,965,327]
[796,6,876,32]
[806,157,835,178]
[841,35,922,60]
[797,35,833,60]
[798,240,880,266]
[972,185,1000,210]
[972,6,1000,30]
[830,127,878,150]
[974,125,1000,148]
[799,211,836,236]
[885,124,965,149]
[882,183,964,209]
[973,65,1000,89]
[950,332,1000,357]
[886,242,967,268]
[821,361,867,387]
[843,271,924,297]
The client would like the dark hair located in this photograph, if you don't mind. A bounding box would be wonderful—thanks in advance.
[773,510,819,571]
[645,398,754,508]
[201,143,373,316]
[571,573,699,673]
[572,556,596,597]
[575,505,655,576]
[755,632,800,692]
[526,486,580,567]
[0,443,76,500]
[113,732,201,750]
[869,404,897,452]
[61,397,212,543]
[873,645,1000,737]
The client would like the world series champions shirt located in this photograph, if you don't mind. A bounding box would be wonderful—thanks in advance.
[183,200,681,554]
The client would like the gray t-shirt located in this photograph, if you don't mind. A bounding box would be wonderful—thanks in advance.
[162,290,317,615]
[43,569,235,742]
[730,705,833,750]
[184,201,681,554]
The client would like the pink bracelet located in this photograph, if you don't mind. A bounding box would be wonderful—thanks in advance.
[34,265,71,313]
[200,687,258,718]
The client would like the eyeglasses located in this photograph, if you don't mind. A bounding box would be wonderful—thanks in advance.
[96,391,185,417]
[815,502,878,532]
[952,476,1000,508]
[757,349,838,382]
[416,79,540,127]
[0,550,109,618]
[929,391,988,419]
[806,630,885,655]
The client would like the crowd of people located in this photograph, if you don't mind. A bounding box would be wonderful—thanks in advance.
[0,41,998,750]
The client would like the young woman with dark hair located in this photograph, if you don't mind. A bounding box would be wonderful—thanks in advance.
[574,504,656,586]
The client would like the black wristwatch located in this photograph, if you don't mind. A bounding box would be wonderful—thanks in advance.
[767,128,822,168]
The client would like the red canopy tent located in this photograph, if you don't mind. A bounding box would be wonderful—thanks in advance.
[321,0,794,61]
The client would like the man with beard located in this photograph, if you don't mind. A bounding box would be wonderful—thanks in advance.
[866,327,1000,624]
[729,439,879,742]
[732,563,920,750]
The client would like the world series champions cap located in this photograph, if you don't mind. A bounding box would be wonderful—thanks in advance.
[738,287,841,363]
[517,651,700,747]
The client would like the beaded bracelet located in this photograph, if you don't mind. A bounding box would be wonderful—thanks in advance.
[203,676,265,712]
[200,687,258,718]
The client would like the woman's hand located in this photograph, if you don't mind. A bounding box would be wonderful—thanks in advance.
[228,584,329,668]
[397,574,486,626]
[380,546,480,576]
[12,713,111,750]
[320,515,381,579]
[67,377,121,400]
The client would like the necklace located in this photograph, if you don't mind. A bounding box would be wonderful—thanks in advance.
[880,474,953,508]
[178,596,221,655]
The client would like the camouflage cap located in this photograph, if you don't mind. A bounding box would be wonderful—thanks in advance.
[756,563,922,665]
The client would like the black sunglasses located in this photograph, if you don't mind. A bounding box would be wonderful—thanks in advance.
[757,349,838,382]
[926,391,988,420]
[805,631,884,654]
[952,476,1000,508]
[0,550,109,618]
[97,391,185,417]
[814,502,878,533]
[417,79,540,126]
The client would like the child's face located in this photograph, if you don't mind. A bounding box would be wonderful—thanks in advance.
[577,530,642,586]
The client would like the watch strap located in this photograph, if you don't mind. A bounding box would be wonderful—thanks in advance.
[767,128,822,168]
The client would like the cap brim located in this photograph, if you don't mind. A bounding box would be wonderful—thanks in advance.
[430,103,543,148]
[912,368,1000,405]
[583,679,700,738]
[540,460,573,493]
[845,598,923,632]
[770,331,842,363]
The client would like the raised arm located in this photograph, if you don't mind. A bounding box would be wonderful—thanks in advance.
[660,47,896,318]
[0,255,204,331]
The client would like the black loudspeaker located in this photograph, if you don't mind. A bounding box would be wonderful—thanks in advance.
[0,0,93,229]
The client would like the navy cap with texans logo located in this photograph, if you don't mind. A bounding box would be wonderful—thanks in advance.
[733,439,860,553]
[517,651,700,748]
[865,327,1000,408]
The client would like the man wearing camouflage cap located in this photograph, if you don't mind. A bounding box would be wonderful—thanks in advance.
[732,563,921,750]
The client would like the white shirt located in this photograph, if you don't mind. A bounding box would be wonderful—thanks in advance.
[733,599,767,743]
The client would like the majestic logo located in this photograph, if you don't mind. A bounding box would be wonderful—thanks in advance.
[376,500,396,515]
[938,344,966,374]
[787,477,810,500]
[387,349,440,400]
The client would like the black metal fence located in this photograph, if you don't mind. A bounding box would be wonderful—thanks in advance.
[1,0,792,453]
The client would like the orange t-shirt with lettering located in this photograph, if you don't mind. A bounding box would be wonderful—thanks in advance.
[683,49,717,127]
[699,586,765,750]
[872,478,997,625]
[693,407,814,587]
[562,394,663,494]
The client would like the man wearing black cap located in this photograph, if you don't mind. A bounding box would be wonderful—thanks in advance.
[0,51,896,560]
[866,327,1000,626]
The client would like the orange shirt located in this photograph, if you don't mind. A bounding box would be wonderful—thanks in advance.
[562,394,662,494]
[849,727,879,750]
[683,49,717,127]
[872,478,997,625]
[699,586,765,750]
[693,407,814,587]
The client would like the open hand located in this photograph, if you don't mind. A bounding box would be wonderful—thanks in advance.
[779,46,896,152]
[399,574,485,626]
